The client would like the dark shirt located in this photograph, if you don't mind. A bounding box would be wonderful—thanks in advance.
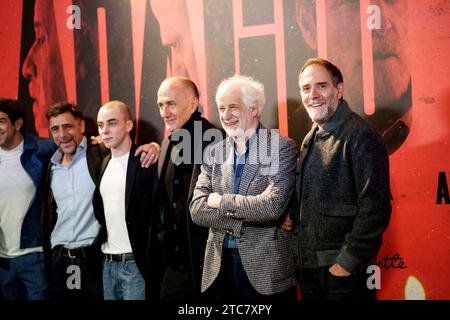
[223,140,248,249]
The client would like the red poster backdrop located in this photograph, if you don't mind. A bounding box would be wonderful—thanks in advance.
[0,0,448,300]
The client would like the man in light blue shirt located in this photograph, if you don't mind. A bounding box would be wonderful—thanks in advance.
[42,102,159,300]
[42,103,108,300]
[49,137,101,250]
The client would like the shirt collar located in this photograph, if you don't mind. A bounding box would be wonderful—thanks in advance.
[227,122,261,155]
[320,100,352,134]
[168,110,202,144]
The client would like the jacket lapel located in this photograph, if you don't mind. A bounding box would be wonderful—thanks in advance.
[99,153,112,184]
[238,128,264,195]
[296,123,318,200]
[125,144,138,215]
[158,138,170,178]
[221,140,234,194]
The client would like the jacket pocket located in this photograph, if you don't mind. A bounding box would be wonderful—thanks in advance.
[319,202,357,244]
[266,238,295,282]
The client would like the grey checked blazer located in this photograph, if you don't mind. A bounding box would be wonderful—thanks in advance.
[189,126,297,295]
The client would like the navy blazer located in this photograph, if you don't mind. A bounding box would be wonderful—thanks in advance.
[21,135,56,249]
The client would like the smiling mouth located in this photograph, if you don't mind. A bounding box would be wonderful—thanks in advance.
[307,102,324,108]
[224,120,239,126]
[60,140,73,147]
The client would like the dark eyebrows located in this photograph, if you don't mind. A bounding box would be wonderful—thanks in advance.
[302,82,328,88]
[158,100,175,106]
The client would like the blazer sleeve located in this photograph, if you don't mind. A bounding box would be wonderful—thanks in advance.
[219,137,297,223]
[189,147,243,234]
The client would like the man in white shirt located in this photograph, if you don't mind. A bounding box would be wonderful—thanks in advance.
[0,99,55,300]
[93,100,156,300]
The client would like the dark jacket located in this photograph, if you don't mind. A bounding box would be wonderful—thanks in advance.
[20,135,56,249]
[292,101,392,273]
[93,144,156,278]
[147,111,221,301]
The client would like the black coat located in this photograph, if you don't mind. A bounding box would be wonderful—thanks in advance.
[146,111,222,301]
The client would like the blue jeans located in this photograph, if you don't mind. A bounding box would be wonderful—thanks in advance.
[103,258,145,300]
[0,252,47,300]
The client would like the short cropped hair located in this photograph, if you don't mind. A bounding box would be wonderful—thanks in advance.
[0,98,26,133]
[300,57,344,87]
[46,102,83,121]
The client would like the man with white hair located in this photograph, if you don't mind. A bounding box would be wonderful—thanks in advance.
[190,75,298,302]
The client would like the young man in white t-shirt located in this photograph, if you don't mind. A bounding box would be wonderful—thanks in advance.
[93,100,156,300]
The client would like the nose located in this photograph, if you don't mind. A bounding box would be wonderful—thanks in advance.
[309,86,320,100]
[222,107,232,120]
[101,125,110,134]
[22,43,37,80]
[160,104,171,118]
[53,127,67,142]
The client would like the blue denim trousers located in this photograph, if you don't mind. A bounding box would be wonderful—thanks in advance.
[102,258,145,300]
[0,252,47,300]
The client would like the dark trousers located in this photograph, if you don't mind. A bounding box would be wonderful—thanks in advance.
[212,251,297,303]
[159,266,194,302]
[296,265,377,301]
[48,247,103,300]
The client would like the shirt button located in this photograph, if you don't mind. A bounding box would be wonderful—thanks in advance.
[172,203,177,209]
[174,180,180,185]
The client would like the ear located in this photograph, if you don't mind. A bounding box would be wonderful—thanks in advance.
[126,119,134,133]
[296,0,317,50]
[337,82,344,100]
[190,96,199,113]
[250,104,260,118]
[79,119,85,134]
[14,118,24,132]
